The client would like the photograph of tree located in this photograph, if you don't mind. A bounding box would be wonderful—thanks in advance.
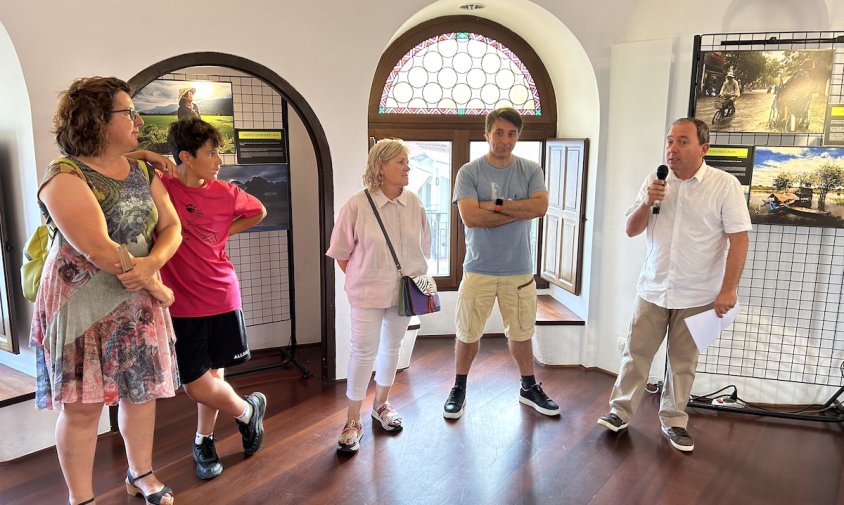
[749,147,844,228]
[132,79,235,154]
[694,49,834,133]
[218,164,290,231]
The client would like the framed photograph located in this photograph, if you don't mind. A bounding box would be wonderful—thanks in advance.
[218,164,290,231]
[748,146,844,228]
[692,49,834,134]
[132,79,235,154]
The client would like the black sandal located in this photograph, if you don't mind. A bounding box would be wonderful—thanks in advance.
[70,499,94,505]
[125,469,174,505]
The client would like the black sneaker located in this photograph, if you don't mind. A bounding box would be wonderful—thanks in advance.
[236,392,267,455]
[597,413,628,432]
[192,437,223,480]
[443,385,466,419]
[661,425,694,452]
[518,383,560,416]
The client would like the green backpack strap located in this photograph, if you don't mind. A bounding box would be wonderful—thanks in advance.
[136,159,153,185]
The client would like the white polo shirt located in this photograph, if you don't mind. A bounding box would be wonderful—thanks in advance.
[630,162,751,309]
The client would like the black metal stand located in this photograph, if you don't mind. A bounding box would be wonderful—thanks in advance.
[688,384,844,423]
[227,338,311,379]
[226,98,311,380]
[278,342,312,378]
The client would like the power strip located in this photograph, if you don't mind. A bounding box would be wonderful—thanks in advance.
[711,398,744,408]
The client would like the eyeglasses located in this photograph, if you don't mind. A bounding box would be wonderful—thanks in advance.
[111,107,139,121]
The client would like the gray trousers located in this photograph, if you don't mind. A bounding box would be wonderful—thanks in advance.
[609,296,711,428]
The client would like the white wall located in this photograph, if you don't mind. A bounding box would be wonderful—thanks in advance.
[0,1,841,453]
[288,106,321,345]
[591,38,674,379]
[0,21,39,375]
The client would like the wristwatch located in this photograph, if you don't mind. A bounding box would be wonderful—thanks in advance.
[494,198,504,213]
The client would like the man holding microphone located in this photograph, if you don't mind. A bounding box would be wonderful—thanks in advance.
[597,118,751,452]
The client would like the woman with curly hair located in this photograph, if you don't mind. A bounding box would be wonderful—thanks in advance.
[31,76,181,505]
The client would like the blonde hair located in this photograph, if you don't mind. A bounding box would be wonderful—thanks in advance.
[362,138,409,192]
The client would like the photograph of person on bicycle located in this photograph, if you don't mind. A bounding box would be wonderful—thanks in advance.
[695,49,832,134]
[719,71,740,114]
[711,70,740,125]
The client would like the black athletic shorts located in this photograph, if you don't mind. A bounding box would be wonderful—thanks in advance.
[172,309,250,384]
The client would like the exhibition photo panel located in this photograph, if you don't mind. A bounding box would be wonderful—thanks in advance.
[133,79,235,154]
[694,49,833,134]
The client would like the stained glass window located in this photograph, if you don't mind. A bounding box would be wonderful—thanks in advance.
[379,32,541,115]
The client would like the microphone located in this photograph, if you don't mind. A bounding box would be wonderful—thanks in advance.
[653,164,669,215]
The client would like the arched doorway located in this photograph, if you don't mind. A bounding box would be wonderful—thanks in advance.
[128,53,337,380]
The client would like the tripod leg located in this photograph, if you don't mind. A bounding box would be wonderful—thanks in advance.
[280,347,312,379]
[820,384,844,412]
[226,343,313,379]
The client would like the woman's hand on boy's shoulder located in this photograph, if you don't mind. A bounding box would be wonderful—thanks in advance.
[129,150,177,177]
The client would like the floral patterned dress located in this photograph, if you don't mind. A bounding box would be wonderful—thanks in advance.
[30,157,180,410]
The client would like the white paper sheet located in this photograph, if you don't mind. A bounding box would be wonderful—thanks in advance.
[685,304,740,353]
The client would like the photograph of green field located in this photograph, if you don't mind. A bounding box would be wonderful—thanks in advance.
[138,114,234,154]
[133,79,235,155]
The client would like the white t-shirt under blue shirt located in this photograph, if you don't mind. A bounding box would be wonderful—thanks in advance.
[452,154,547,275]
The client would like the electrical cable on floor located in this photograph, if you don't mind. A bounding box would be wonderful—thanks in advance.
[690,364,844,415]
[691,384,738,400]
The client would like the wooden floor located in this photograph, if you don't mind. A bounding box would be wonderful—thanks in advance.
[0,364,35,407]
[1,338,842,505]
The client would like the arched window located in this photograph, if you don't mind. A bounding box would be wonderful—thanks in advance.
[369,16,556,289]
[378,32,542,115]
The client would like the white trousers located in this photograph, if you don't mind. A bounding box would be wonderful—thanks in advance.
[346,306,410,401]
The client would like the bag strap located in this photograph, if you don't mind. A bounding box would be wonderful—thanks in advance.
[135,159,152,185]
[364,189,402,273]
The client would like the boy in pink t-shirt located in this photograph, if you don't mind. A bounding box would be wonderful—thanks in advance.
[161,118,267,480]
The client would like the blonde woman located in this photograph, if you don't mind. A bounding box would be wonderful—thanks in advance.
[326,139,431,454]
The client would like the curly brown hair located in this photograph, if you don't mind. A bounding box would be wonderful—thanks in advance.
[53,76,131,157]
